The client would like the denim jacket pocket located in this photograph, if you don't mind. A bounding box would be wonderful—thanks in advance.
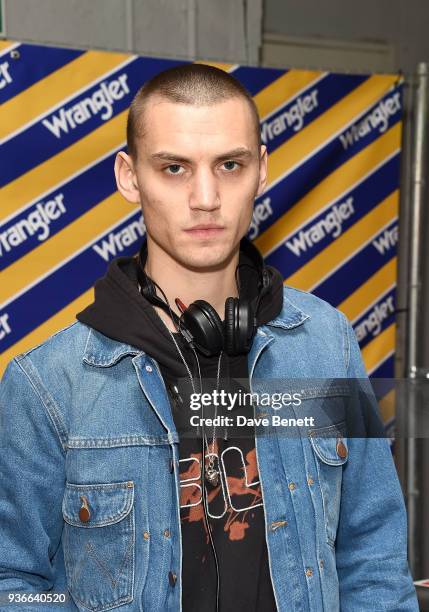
[62,480,135,611]
[308,423,348,548]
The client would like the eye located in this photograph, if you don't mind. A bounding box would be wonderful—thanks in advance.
[222,160,240,171]
[164,164,184,175]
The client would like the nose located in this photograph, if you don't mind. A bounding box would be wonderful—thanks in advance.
[188,166,220,212]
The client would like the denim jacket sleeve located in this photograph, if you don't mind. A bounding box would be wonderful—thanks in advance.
[335,313,419,611]
[0,355,73,611]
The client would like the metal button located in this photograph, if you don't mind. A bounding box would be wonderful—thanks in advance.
[79,506,90,522]
[307,477,314,485]
[305,567,313,577]
[288,482,296,491]
[270,520,288,531]
[164,528,170,538]
[336,438,348,459]
[168,570,177,587]
[79,496,90,523]
[143,531,150,540]
[145,365,153,372]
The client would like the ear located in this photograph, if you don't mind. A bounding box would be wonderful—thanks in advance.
[256,144,268,197]
[114,151,140,204]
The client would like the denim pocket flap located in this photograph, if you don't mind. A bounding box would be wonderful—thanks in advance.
[62,480,134,528]
[308,423,348,466]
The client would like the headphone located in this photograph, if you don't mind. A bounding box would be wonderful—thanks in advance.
[136,237,272,357]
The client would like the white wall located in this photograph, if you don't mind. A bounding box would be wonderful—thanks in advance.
[2,0,263,65]
[263,0,429,74]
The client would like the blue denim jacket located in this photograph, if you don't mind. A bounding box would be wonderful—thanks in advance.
[0,286,419,611]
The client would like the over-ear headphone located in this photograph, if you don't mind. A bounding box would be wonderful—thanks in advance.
[136,237,272,357]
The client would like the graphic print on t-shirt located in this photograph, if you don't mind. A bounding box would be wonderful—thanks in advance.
[179,438,264,542]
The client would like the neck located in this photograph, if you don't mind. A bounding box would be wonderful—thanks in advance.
[143,238,240,333]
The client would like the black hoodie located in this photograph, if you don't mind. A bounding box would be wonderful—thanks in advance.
[76,237,282,612]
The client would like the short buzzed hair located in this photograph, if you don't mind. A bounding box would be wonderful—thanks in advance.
[126,63,262,160]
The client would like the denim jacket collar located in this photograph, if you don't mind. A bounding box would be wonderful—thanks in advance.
[81,291,310,367]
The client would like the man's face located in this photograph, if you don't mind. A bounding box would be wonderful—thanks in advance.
[117,95,267,269]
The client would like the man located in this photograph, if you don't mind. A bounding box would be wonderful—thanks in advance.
[0,64,418,611]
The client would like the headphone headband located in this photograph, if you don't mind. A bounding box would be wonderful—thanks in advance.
[136,237,271,356]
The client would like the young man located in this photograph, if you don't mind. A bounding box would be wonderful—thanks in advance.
[0,64,418,612]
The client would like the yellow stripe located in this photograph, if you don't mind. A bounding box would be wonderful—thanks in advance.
[266,75,398,188]
[254,70,323,120]
[0,49,132,140]
[362,322,395,373]
[256,122,401,254]
[0,288,94,378]
[337,258,397,322]
[1,67,316,225]
[1,194,139,303]
[0,40,15,51]
[194,60,235,72]
[378,388,396,423]
[284,190,398,291]
[0,109,128,224]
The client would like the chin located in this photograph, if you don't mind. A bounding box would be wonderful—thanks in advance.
[180,244,230,270]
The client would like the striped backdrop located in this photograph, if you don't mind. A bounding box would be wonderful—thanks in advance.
[0,40,402,426]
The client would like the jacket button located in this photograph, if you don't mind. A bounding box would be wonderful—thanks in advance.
[307,477,314,485]
[79,496,90,523]
[164,528,170,538]
[336,438,348,459]
[168,571,177,587]
[288,482,296,491]
[305,567,313,577]
[143,531,150,540]
[145,365,153,372]
[79,506,90,522]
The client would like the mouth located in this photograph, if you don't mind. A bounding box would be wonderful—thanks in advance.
[184,225,225,238]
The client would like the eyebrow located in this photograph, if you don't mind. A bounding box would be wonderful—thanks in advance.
[150,147,254,164]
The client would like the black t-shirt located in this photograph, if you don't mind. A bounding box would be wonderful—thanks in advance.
[74,240,285,611]
[158,333,278,612]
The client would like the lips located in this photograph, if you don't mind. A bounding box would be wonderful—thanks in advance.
[184,227,225,238]
[186,224,224,230]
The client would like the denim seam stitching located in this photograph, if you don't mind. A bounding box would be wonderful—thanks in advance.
[65,513,134,611]
[85,523,134,589]
[66,435,175,448]
[63,492,133,526]
[13,356,68,453]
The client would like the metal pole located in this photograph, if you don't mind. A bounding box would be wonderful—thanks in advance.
[406,62,429,577]
[395,73,414,490]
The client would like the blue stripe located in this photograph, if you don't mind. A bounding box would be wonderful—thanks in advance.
[0,150,121,270]
[264,155,399,277]
[0,212,145,353]
[232,66,286,96]
[0,43,84,105]
[369,354,395,379]
[247,86,402,242]
[312,219,398,306]
[1,56,188,186]
[261,73,368,154]
[352,287,396,351]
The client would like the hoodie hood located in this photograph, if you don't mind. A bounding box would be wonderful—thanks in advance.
[76,237,284,377]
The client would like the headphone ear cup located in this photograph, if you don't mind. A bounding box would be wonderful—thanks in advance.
[224,297,237,355]
[181,300,224,356]
[238,300,254,353]
[225,298,255,355]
